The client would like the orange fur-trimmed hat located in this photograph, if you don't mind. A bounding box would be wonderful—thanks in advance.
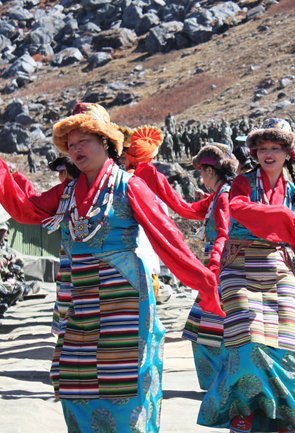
[125,126,163,166]
[53,102,124,155]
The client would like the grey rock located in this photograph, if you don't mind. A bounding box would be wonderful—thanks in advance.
[24,0,41,6]
[0,20,16,39]
[0,123,31,153]
[94,4,120,29]
[7,7,34,21]
[122,3,143,29]
[16,71,36,87]
[162,3,185,23]
[111,91,135,106]
[145,21,183,54]
[15,113,35,125]
[81,0,112,9]
[210,2,241,22]
[183,18,213,44]
[87,52,112,69]
[80,22,101,33]
[3,53,38,78]
[3,80,19,94]
[135,12,160,36]
[92,28,137,50]
[275,100,292,109]
[3,99,28,122]
[52,47,84,66]
[0,34,12,52]
[247,5,265,20]
[279,77,294,89]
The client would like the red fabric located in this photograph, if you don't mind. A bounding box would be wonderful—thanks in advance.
[127,175,225,317]
[13,172,39,196]
[0,158,225,316]
[134,162,200,219]
[189,187,230,279]
[0,159,65,224]
[75,158,112,216]
[230,170,295,250]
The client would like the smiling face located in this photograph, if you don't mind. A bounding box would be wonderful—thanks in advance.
[67,129,108,183]
[256,140,287,176]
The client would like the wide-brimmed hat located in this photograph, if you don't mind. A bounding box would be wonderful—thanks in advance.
[125,126,163,166]
[53,102,124,155]
[246,118,295,158]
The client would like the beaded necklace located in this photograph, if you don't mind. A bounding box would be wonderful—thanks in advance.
[43,162,118,242]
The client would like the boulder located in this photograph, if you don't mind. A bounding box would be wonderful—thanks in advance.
[183,19,213,44]
[92,28,137,50]
[52,47,84,66]
[86,52,112,69]
[3,53,38,78]
[0,123,31,153]
[144,21,184,54]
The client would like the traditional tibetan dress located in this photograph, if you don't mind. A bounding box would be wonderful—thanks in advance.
[182,183,229,390]
[0,158,223,433]
[198,167,295,432]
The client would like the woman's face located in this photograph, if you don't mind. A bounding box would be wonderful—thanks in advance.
[256,140,287,175]
[67,130,108,174]
[199,165,217,191]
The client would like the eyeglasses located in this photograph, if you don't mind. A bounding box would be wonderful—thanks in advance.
[256,147,285,154]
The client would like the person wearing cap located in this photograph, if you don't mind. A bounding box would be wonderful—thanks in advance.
[197,118,295,433]
[182,144,237,391]
[0,102,224,433]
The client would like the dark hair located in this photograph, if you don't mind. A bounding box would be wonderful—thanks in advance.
[233,145,256,172]
[201,161,236,184]
[64,159,81,179]
[108,140,121,166]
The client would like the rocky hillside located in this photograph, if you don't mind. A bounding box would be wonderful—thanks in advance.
[0,0,294,192]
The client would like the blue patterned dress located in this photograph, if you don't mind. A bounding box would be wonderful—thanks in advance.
[198,169,295,432]
[50,168,165,433]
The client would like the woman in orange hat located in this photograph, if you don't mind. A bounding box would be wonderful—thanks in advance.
[198,118,295,433]
[0,102,224,433]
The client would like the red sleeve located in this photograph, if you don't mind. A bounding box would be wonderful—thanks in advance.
[0,159,64,224]
[208,192,230,277]
[134,162,204,220]
[13,172,39,196]
[127,175,225,317]
[230,174,295,249]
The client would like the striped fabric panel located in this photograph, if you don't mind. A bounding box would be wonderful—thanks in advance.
[183,301,223,347]
[221,243,295,350]
[51,249,72,335]
[51,255,139,400]
[98,262,139,397]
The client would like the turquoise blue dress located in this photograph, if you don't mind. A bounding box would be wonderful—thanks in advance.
[198,169,295,432]
[49,168,166,433]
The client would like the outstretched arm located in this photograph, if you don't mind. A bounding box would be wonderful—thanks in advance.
[134,162,211,220]
[127,175,225,317]
[230,174,295,249]
[0,159,64,224]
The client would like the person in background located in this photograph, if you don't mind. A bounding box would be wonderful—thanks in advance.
[48,155,80,182]
[182,144,237,391]
[197,118,295,433]
[0,102,223,433]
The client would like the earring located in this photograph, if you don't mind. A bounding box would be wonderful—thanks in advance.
[286,155,290,161]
